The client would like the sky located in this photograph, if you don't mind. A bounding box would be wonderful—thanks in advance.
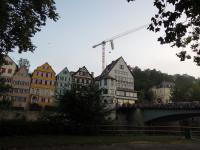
[9,0,200,78]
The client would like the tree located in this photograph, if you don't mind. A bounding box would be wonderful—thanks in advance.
[127,0,200,65]
[0,0,58,54]
[171,74,200,102]
[0,0,58,94]
[59,85,108,126]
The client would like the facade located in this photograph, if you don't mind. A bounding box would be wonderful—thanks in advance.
[0,55,17,85]
[72,66,94,88]
[56,67,72,100]
[10,66,31,110]
[96,57,137,107]
[30,63,56,107]
[151,81,175,104]
[0,55,17,100]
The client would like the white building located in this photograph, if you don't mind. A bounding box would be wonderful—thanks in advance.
[151,81,175,104]
[0,55,17,100]
[96,57,137,107]
[0,55,17,84]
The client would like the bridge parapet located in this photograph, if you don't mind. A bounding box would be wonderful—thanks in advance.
[117,102,200,110]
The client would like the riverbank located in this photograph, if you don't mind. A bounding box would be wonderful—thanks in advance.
[0,135,200,150]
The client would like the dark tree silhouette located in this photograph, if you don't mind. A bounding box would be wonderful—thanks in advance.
[59,85,108,126]
[128,0,200,65]
[0,0,58,54]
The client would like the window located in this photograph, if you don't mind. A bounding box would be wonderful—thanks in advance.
[39,80,42,84]
[120,65,124,69]
[82,79,84,83]
[103,89,108,94]
[41,98,45,102]
[86,79,89,84]
[1,68,6,73]
[8,69,12,74]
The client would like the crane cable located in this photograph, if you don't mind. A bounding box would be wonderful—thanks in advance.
[104,23,149,42]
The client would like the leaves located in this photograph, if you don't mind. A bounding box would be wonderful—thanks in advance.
[59,85,108,125]
[147,0,200,65]
[0,0,58,54]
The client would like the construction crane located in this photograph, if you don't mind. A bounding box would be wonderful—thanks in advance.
[92,24,149,71]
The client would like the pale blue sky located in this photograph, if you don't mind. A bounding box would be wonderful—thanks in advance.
[10,0,200,78]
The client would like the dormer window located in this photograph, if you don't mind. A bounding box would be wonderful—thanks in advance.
[120,65,124,69]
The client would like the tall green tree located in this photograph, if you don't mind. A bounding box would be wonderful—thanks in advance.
[59,85,108,126]
[127,0,200,65]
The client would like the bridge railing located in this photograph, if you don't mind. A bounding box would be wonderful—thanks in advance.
[97,125,200,138]
[117,103,200,110]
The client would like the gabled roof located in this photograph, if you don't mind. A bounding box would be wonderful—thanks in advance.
[57,67,71,77]
[72,66,94,79]
[35,62,56,74]
[2,55,18,67]
[158,81,175,88]
[96,56,133,80]
[14,66,30,77]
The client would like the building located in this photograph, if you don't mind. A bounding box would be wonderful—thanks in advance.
[71,66,94,88]
[0,55,18,100]
[10,65,31,110]
[151,81,175,104]
[56,67,72,100]
[95,57,137,107]
[30,63,56,107]
[0,55,17,85]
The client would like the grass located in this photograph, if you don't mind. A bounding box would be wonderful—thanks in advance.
[0,134,199,149]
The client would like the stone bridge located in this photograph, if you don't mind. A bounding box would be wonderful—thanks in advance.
[116,103,200,126]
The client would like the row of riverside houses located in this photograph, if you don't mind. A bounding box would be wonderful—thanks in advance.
[0,55,138,110]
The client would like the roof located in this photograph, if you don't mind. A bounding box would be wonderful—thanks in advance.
[95,74,116,81]
[158,81,175,88]
[72,66,94,79]
[96,56,134,80]
[57,67,71,77]
[96,57,121,81]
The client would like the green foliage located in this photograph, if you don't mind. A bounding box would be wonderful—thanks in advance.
[0,0,58,96]
[131,66,173,101]
[131,66,200,102]
[0,99,11,110]
[59,85,108,126]
[171,75,200,102]
[0,0,58,53]
[128,0,200,65]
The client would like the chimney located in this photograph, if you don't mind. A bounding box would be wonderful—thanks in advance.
[91,72,94,77]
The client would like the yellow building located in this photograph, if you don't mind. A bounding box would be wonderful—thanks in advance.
[30,63,56,107]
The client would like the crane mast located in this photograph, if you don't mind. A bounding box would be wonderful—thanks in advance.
[92,24,149,72]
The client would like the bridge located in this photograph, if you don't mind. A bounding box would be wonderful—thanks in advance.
[116,103,200,126]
